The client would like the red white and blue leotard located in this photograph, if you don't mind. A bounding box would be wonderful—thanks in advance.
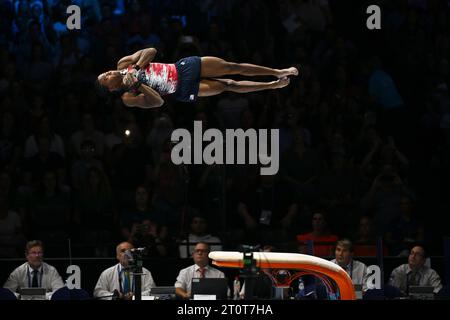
[123,63,179,95]
[122,56,202,102]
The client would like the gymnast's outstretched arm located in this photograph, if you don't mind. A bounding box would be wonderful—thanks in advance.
[117,47,157,70]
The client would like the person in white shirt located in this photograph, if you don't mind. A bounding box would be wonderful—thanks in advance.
[389,245,442,295]
[71,113,105,158]
[93,241,156,300]
[330,239,368,293]
[3,240,64,299]
[178,214,222,258]
[175,242,225,299]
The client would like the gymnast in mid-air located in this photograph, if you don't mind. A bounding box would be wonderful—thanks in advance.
[96,48,298,109]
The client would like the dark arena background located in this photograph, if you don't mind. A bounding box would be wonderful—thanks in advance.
[1,0,450,315]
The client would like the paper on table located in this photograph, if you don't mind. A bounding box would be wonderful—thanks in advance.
[193,294,216,300]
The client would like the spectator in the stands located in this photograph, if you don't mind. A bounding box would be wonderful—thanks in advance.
[280,127,321,203]
[73,167,116,256]
[29,170,70,248]
[385,195,425,256]
[361,165,415,236]
[71,113,105,158]
[21,136,66,188]
[121,185,168,257]
[297,212,338,257]
[178,213,222,258]
[0,112,22,174]
[24,114,65,159]
[71,139,104,191]
[0,197,26,258]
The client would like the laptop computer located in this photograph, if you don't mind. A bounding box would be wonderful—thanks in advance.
[409,286,435,300]
[19,287,47,300]
[191,278,229,300]
[149,286,176,300]
[150,286,176,295]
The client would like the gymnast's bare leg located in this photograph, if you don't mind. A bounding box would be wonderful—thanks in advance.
[198,77,290,97]
[200,57,298,79]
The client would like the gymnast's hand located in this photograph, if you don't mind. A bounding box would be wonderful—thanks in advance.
[122,72,138,88]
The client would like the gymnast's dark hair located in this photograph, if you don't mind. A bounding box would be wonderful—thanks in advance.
[95,78,128,99]
[94,78,109,98]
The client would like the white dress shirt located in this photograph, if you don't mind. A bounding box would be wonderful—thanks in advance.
[93,263,156,299]
[331,259,368,292]
[389,263,443,294]
[175,264,225,294]
[3,262,64,299]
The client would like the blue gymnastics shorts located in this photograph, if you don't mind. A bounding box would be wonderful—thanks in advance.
[172,56,201,103]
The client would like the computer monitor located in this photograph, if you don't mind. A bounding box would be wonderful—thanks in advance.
[19,287,46,300]
[191,278,229,300]
[409,286,435,300]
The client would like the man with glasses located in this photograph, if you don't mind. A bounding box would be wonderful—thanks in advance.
[3,240,64,299]
[389,245,442,295]
[175,242,225,299]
